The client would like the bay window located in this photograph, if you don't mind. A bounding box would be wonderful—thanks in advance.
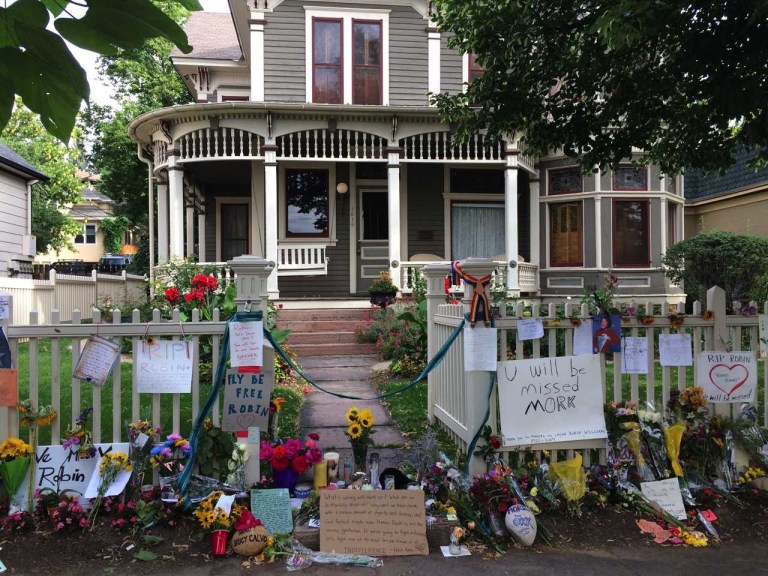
[613,200,650,267]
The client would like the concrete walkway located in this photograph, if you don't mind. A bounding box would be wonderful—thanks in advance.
[298,354,408,479]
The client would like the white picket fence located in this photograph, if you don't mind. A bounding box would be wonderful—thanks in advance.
[422,260,768,472]
[0,270,147,324]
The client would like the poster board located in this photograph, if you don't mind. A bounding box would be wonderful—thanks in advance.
[516,318,544,341]
[463,326,497,372]
[498,355,608,447]
[250,488,293,535]
[136,340,193,394]
[0,369,18,406]
[73,336,120,387]
[696,351,756,403]
[222,368,274,432]
[230,321,264,367]
[319,490,428,556]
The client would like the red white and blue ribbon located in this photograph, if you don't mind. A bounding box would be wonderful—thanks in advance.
[450,261,492,326]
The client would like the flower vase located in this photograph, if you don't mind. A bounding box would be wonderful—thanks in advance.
[352,443,368,474]
[159,473,180,503]
[210,530,229,556]
[449,533,461,555]
[272,467,299,494]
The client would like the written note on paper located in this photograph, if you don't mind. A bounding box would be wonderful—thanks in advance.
[641,478,686,520]
[230,321,264,367]
[621,337,648,374]
[572,319,593,356]
[73,336,120,387]
[250,489,293,535]
[320,490,428,556]
[136,340,193,394]
[659,334,693,366]
[464,326,497,371]
[517,318,544,341]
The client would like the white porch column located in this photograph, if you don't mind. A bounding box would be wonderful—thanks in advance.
[197,212,206,263]
[168,155,185,260]
[250,16,265,101]
[594,168,602,268]
[387,146,402,289]
[185,203,195,259]
[529,176,540,267]
[504,146,520,291]
[263,145,279,297]
[427,26,440,97]
[659,197,668,259]
[157,179,169,264]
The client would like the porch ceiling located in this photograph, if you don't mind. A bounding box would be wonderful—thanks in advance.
[184,160,249,186]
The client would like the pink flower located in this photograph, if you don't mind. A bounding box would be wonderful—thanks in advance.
[284,439,302,459]
[260,441,274,461]
[56,522,64,531]
[306,447,323,465]
[305,439,316,449]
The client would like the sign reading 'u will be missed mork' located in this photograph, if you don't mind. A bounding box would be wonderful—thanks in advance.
[498,355,607,447]
[222,367,274,432]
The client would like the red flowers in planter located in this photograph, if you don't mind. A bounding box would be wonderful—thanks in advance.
[165,286,180,305]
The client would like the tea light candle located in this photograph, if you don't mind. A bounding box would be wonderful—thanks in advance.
[324,452,340,482]
[313,460,328,490]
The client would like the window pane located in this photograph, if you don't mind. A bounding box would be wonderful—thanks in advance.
[549,168,582,194]
[221,204,248,261]
[287,170,329,236]
[353,67,380,105]
[550,202,583,266]
[668,202,676,246]
[468,53,484,83]
[352,21,381,105]
[314,68,342,103]
[362,191,388,240]
[354,22,380,65]
[85,224,97,244]
[314,20,341,64]
[613,200,649,266]
[451,204,504,260]
[613,166,647,190]
[314,20,342,103]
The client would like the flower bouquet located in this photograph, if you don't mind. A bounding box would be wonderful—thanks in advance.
[62,407,96,459]
[127,420,161,495]
[150,433,190,502]
[18,399,57,511]
[259,434,323,494]
[0,438,33,513]
[226,442,249,492]
[344,407,375,472]
[194,490,244,555]
[87,451,132,530]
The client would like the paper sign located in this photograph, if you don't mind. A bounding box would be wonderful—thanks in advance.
[319,490,428,556]
[0,369,18,406]
[73,336,120,387]
[759,315,768,358]
[250,488,293,535]
[0,295,9,320]
[621,337,648,374]
[517,318,544,341]
[697,351,757,403]
[230,321,264,367]
[440,546,471,557]
[498,355,608,446]
[572,319,593,356]
[659,334,693,366]
[136,340,193,394]
[84,466,132,499]
[222,368,274,432]
[641,478,686,520]
[463,326,497,371]
[19,443,130,507]
[247,426,260,444]
[0,327,11,369]
[214,493,236,515]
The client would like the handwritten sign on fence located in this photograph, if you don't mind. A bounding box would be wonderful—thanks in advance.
[498,355,607,447]
[319,490,428,556]
[222,368,274,432]
[73,336,120,387]
[697,351,756,403]
[659,334,693,366]
[136,340,193,393]
[464,326,497,371]
[230,321,263,367]
[621,337,648,374]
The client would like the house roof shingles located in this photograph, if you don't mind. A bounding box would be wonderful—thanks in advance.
[0,141,48,181]
[170,12,242,61]
[686,148,768,201]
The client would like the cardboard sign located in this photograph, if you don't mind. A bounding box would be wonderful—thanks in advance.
[136,340,193,394]
[230,321,264,367]
[464,326,497,371]
[250,488,293,535]
[517,318,544,341]
[621,337,648,374]
[222,368,274,432]
[697,351,757,403]
[20,443,130,505]
[572,318,593,356]
[319,490,428,556]
[498,355,607,446]
[73,336,120,387]
[659,334,693,366]
[641,478,686,520]
[0,369,18,406]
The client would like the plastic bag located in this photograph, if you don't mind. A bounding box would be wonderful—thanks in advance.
[286,539,383,571]
[548,454,586,502]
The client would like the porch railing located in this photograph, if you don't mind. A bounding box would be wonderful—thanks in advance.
[400,258,539,294]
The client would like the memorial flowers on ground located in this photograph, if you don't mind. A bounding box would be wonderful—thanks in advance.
[0,437,32,512]
[344,406,375,472]
[62,407,95,459]
[88,452,132,529]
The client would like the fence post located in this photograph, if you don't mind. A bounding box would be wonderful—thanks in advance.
[706,286,728,417]
[0,290,13,442]
[422,263,451,424]
[227,256,274,316]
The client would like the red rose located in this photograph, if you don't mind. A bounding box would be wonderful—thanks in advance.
[490,436,501,450]
[272,454,289,471]
[291,455,309,474]
[498,503,509,514]
[273,445,286,459]
[184,291,194,302]
[308,432,320,441]
[207,276,218,291]
[165,287,180,305]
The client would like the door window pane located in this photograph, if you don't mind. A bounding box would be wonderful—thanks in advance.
[451,204,504,260]
[613,200,649,267]
[550,202,583,266]
[313,19,342,104]
[286,170,329,237]
[361,190,387,240]
[353,21,381,105]
[220,204,248,261]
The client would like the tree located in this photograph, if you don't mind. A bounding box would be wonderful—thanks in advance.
[1,101,82,253]
[0,0,200,142]
[662,232,768,304]
[431,1,768,174]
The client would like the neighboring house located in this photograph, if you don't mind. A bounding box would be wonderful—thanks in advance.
[684,149,768,238]
[128,1,684,304]
[0,142,46,277]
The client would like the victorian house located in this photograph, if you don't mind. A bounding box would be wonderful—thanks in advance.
[129,0,684,304]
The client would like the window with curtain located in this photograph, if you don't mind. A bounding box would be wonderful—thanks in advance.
[286,169,329,237]
[549,202,583,266]
[613,200,650,267]
[451,203,504,260]
[313,19,342,104]
[353,20,381,105]
[220,204,248,261]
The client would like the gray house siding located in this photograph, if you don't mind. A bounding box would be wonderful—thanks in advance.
[440,34,462,94]
[265,0,306,103]
[407,164,445,257]
[390,6,428,106]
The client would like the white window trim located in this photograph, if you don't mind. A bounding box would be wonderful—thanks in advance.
[216,197,252,261]
[278,162,338,244]
[75,223,98,245]
[217,88,251,102]
[305,7,390,105]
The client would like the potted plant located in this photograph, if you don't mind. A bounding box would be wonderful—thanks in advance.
[368,272,398,308]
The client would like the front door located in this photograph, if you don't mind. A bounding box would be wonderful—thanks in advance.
[356,184,388,291]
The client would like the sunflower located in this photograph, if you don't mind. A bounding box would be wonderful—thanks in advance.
[347,423,362,439]
[345,407,360,424]
[358,409,374,428]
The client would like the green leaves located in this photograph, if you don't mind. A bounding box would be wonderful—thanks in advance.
[133,549,159,562]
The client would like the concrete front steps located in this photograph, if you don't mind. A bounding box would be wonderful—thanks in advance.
[280,307,378,357]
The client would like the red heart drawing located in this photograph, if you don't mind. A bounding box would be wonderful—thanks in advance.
[708,363,749,397]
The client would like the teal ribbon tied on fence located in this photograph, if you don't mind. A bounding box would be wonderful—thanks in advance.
[450,260,492,327]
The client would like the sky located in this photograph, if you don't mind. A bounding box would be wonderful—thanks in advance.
[72,0,230,106]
